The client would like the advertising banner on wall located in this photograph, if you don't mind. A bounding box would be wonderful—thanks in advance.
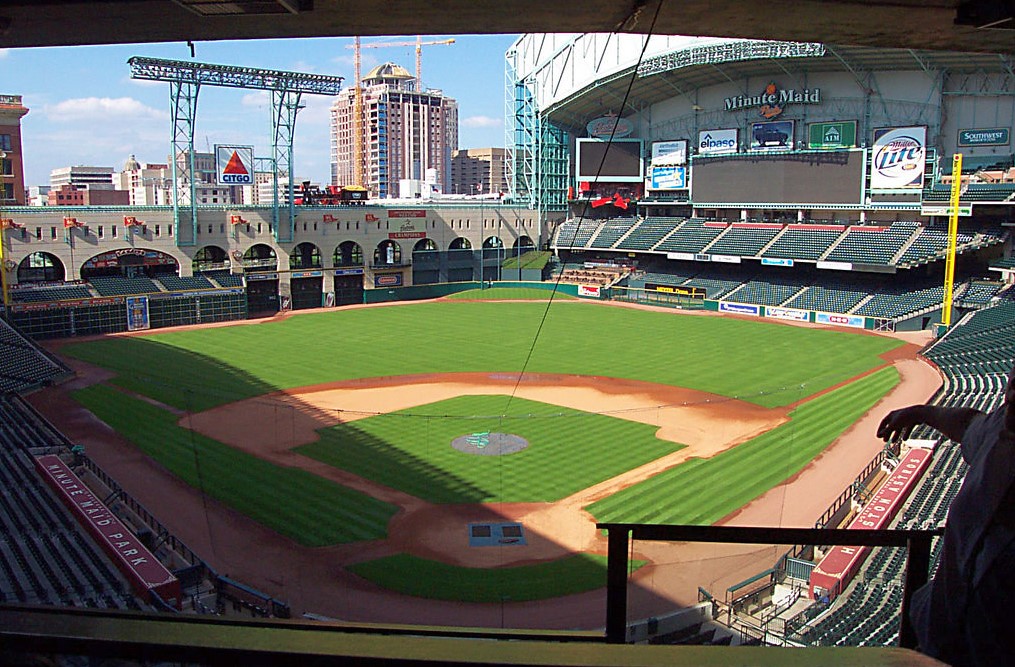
[750,120,794,151]
[958,128,1010,147]
[578,285,602,298]
[808,121,857,149]
[870,127,926,189]
[125,296,150,332]
[648,165,687,190]
[651,140,687,165]
[214,145,254,185]
[719,302,760,316]
[698,128,738,155]
[816,312,865,328]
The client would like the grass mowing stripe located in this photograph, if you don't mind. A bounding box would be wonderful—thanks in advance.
[587,366,899,526]
[348,553,644,602]
[72,384,398,547]
[296,395,683,504]
[60,302,902,412]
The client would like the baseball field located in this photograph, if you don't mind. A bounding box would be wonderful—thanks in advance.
[54,297,914,609]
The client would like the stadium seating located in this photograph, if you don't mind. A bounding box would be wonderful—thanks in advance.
[205,270,244,287]
[958,281,1005,307]
[784,285,868,314]
[0,319,72,393]
[823,223,921,265]
[11,286,94,303]
[760,225,844,261]
[0,395,134,608]
[157,275,215,291]
[588,219,637,249]
[88,276,162,297]
[724,279,804,306]
[854,285,945,320]
[553,219,601,249]
[704,224,783,258]
[656,219,727,254]
[617,217,686,251]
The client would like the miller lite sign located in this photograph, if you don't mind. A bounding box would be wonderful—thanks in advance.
[870,127,926,189]
[215,145,254,185]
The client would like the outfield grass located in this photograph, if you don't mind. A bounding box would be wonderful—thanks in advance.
[348,553,642,602]
[60,302,903,413]
[72,384,398,546]
[586,366,900,525]
[501,250,551,270]
[445,287,573,301]
[296,395,683,504]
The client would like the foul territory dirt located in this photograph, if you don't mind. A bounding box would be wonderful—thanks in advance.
[31,315,940,629]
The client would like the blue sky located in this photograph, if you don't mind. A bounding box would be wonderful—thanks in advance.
[0,34,518,188]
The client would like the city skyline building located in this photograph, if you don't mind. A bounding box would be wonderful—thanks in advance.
[451,147,508,195]
[1,94,30,205]
[330,62,458,199]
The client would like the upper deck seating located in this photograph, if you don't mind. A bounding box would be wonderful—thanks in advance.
[704,224,782,258]
[761,225,843,261]
[656,219,726,254]
[618,217,686,251]
[589,219,637,249]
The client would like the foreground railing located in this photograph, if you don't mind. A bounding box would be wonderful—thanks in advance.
[598,524,942,647]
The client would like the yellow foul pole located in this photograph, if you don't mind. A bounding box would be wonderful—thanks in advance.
[942,153,962,327]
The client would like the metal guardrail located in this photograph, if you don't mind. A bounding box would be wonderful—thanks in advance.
[598,523,942,647]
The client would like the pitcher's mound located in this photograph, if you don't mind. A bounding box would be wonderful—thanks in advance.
[451,432,529,456]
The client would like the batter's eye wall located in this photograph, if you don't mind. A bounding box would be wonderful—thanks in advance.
[691,150,866,205]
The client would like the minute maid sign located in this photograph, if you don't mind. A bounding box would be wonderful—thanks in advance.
[725,82,821,118]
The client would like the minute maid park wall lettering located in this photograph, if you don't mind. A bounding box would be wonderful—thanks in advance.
[725,82,821,118]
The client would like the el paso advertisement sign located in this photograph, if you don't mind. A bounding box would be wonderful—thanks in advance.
[871,127,926,189]
[698,128,738,155]
[215,145,254,185]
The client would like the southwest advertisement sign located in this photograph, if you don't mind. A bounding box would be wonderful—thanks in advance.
[648,165,686,190]
[214,145,254,185]
[651,140,687,165]
[808,121,857,149]
[751,120,794,151]
[958,128,1010,147]
[698,128,738,155]
[871,127,926,189]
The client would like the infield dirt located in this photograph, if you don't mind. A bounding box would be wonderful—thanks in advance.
[32,313,939,628]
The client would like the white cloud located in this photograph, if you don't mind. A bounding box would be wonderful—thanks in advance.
[462,115,502,129]
[241,91,269,107]
[43,97,167,123]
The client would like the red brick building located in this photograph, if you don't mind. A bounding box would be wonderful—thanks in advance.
[0,94,29,205]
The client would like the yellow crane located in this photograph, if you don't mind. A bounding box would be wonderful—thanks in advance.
[356,36,456,91]
[346,36,454,193]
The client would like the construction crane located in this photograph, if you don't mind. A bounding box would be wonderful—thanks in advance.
[346,36,454,194]
[352,36,455,92]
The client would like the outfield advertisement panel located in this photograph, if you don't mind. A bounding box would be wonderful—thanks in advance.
[762,257,795,267]
[646,284,705,298]
[719,302,760,316]
[766,306,809,322]
[816,312,865,328]
[578,285,601,298]
[871,127,926,189]
[125,296,150,332]
[651,140,687,165]
[697,128,738,155]
[750,120,794,151]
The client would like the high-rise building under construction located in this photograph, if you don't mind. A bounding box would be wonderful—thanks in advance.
[330,62,458,199]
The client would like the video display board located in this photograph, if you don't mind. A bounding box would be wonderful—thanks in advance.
[691,150,866,205]
[576,139,644,183]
